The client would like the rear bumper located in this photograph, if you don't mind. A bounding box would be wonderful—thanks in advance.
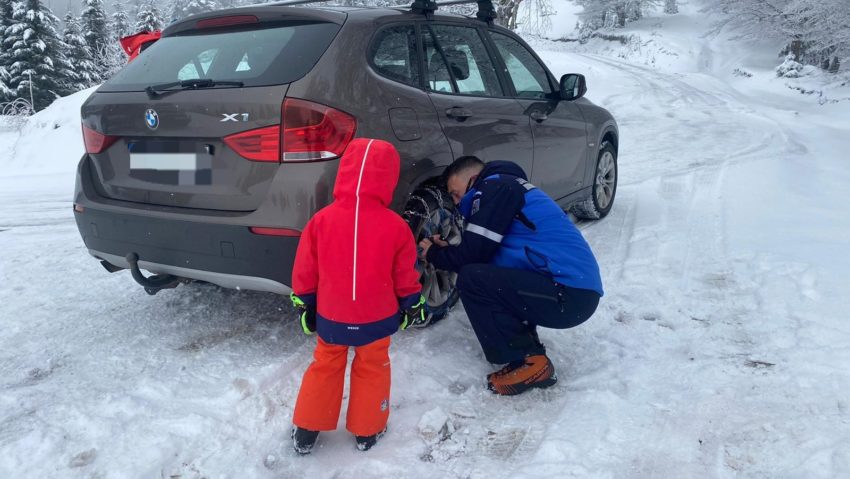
[74,203,297,295]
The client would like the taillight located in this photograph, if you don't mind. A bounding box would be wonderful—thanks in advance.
[223,125,281,162]
[222,99,356,163]
[282,98,356,162]
[82,124,119,154]
[249,227,301,237]
[196,15,259,29]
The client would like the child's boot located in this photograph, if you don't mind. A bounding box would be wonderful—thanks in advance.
[355,427,387,451]
[292,427,319,455]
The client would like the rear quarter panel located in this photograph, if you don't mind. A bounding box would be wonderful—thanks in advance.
[284,15,454,214]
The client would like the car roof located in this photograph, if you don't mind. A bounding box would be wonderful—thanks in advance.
[262,1,471,19]
[164,3,472,31]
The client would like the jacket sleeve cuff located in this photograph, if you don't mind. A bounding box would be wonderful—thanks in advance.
[398,292,422,311]
[295,292,317,306]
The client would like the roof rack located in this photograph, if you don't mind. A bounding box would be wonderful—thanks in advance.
[275,0,498,23]
[436,0,497,23]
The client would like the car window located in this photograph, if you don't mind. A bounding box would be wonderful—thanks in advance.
[102,22,340,91]
[490,32,552,99]
[421,28,452,93]
[370,24,420,88]
[424,25,502,97]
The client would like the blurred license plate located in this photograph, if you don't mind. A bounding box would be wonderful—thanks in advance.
[130,153,198,171]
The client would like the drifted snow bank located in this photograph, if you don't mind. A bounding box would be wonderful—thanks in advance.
[0,87,95,194]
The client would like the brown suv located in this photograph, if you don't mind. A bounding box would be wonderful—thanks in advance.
[73,2,618,319]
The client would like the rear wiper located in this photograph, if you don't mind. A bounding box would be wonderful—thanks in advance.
[145,79,244,97]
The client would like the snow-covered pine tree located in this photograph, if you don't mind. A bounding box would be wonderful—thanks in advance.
[96,40,128,80]
[111,2,131,39]
[63,11,99,89]
[664,0,677,14]
[182,0,219,18]
[5,0,75,110]
[80,0,109,56]
[135,1,162,33]
[80,0,111,80]
[0,0,16,102]
[0,68,10,104]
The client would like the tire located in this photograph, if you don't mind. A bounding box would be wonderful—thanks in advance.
[403,184,463,327]
[571,141,618,220]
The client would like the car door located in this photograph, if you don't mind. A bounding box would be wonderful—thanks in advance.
[487,30,589,201]
[421,23,533,176]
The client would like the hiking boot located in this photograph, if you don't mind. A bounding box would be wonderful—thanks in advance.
[486,354,557,396]
[292,427,319,455]
[355,427,387,451]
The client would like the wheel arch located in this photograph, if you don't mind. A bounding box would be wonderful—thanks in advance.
[601,128,618,153]
[598,121,619,153]
[399,166,447,202]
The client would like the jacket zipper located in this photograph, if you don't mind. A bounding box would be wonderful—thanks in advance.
[352,139,374,301]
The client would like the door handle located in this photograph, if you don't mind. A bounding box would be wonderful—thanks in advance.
[530,111,548,122]
[445,107,473,120]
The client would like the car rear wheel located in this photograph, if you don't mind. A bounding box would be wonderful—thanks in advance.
[403,184,463,327]
[571,141,617,220]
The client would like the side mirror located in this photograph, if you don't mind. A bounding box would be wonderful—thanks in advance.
[560,73,587,101]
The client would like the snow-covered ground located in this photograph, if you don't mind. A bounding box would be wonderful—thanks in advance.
[2,2,850,478]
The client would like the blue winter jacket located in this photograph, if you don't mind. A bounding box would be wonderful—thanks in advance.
[426,161,603,296]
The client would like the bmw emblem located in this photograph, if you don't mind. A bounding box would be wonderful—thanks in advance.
[144,109,159,130]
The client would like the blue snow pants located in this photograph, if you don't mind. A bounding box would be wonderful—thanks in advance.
[456,264,600,365]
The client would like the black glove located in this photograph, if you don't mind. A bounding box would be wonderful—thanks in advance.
[290,293,317,335]
[400,295,427,330]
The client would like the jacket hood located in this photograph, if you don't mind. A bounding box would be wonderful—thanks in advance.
[478,160,528,183]
[333,138,400,207]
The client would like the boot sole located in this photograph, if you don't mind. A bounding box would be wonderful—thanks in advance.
[487,375,557,396]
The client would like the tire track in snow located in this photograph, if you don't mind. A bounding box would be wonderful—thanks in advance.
[577,53,797,184]
[549,50,805,476]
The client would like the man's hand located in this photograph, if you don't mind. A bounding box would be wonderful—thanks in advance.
[418,235,448,261]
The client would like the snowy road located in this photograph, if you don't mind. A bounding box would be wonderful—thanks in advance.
[2,14,850,478]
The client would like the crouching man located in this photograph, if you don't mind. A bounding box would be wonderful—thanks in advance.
[419,157,603,396]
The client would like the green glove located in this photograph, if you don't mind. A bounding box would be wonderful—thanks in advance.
[291,293,316,335]
[400,295,427,330]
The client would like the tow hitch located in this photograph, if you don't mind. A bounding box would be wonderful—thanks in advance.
[125,252,182,295]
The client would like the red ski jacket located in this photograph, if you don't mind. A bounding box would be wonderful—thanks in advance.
[291,138,422,346]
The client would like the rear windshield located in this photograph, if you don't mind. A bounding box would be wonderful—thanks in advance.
[101,21,341,91]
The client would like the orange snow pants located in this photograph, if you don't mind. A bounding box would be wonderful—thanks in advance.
[293,336,391,437]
